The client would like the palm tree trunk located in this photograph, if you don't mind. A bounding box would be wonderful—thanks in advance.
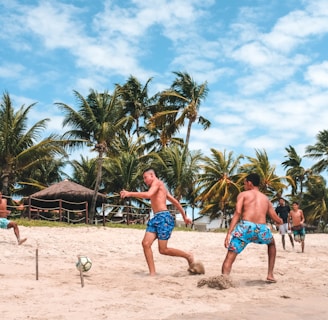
[185,119,192,149]
[89,150,104,224]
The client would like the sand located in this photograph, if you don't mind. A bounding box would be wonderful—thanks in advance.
[1,226,327,320]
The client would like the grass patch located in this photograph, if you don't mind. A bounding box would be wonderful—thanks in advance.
[13,218,197,231]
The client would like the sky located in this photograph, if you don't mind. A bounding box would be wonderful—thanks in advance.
[1,0,328,177]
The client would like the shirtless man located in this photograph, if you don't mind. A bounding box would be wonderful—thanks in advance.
[0,192,27,245]
[120,168,193,276]
[288,201,305,253]
[221,173,283,282]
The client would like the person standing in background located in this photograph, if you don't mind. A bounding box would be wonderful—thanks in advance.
[275,198,294,250]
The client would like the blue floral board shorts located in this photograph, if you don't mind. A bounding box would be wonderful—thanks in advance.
[146,211,175,240]
[0,218,10,229]
[228,220,274,254]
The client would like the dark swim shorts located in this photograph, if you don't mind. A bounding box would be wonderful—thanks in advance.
[228,220,274,254]
[146,211,175,240]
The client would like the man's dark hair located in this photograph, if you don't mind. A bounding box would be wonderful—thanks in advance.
[246,173,260,186]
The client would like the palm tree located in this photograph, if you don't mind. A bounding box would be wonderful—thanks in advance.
[102,138,149,223]
[70,155,97,189]
[282,145,311,201]
[0,92,66,196]
[301,174,328,228]
[56,88,131,222]
[196,149,243,216]
[241,149,291,198]
[305,130,328,174]
[161,146,202,199]
[149,71,211,149]
[117,75,153,139]
[158,146,203,222]
[15,157,68,196]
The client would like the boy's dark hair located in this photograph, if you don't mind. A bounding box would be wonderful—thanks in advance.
[246,173,260,186]
[292,201,299,205]
[143,168,157,176]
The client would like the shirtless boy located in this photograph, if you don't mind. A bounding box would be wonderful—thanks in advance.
[288,201,305,253]
[120,168,193,276]
[0,192,27,245]
[221,173,283,282]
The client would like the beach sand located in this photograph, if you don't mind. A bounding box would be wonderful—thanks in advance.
[1,226,327,320]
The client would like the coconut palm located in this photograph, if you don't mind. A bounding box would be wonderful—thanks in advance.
[301,174,328,228]
[196,149,243,215]
[56,88,131,222]
[15,157,68,196]
[241,149,291,198]
[0,92,66,196]
[160,146,203,222]
[149,71,210,149]
[305,130,328,174]
[117,75,153,139]
[282,145,311,201]
[70,155,98,189]
[153,145,202,201]
[102,138,150,222]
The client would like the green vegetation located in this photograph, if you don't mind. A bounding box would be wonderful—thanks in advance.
[1,72,328,231]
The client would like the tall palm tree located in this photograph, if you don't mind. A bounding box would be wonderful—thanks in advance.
[196,149,243,215]
[117,75,153,139]
[56,88,131,222]
[150,71,211,149]
[241,149,291,198]
[305,130,328,174]
[282,145,311,201]
[0,92,66,196]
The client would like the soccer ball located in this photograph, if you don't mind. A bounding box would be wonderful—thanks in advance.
[76,256,92,272]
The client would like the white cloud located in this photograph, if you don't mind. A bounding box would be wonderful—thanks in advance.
[305,61,328,88]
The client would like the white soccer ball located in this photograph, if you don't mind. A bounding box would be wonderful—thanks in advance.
[76,256,92,272]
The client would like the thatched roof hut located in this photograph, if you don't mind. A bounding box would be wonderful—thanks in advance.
[25,180,107,222]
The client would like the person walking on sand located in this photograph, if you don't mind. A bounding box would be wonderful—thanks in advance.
[120,168,194,276]
[0,192,27,245]
[288,201,305,253]
[221,173,283,283]
[275,198,294,250]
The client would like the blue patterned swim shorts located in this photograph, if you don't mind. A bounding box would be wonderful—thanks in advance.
[146,211,175,240]
[0,217,10,229]
[228,220,274,254]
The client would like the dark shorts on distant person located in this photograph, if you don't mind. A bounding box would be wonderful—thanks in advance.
[146,211,175,240]
[0,217,10,229]
[293,226,306,241]
[228,220,274,254]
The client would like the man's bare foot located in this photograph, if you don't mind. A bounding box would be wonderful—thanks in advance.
[266,277,277,283]
[18,238,27,245]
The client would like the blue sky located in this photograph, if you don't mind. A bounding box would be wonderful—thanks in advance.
[1,0,328,177]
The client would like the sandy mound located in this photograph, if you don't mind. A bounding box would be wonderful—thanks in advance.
[197,274,234,290]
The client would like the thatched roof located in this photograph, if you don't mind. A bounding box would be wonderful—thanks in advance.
[27,180,107,210]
